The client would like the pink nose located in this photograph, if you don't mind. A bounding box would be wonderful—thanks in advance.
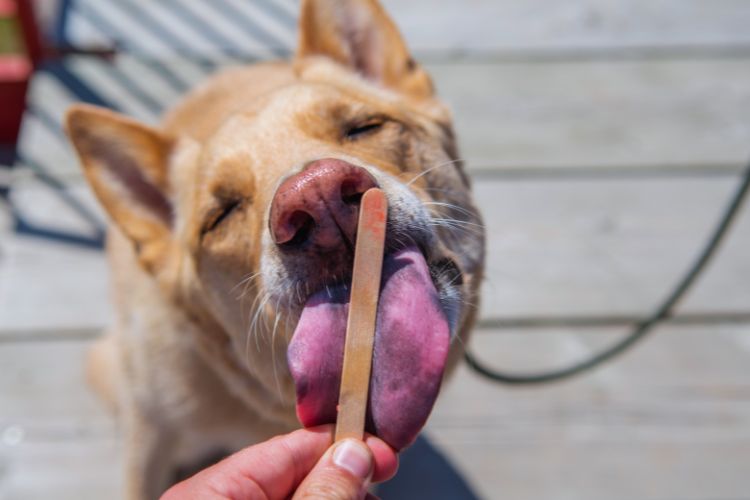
[269,158,378,251]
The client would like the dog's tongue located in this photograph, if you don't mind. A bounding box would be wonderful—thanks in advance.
[287,246,450,450]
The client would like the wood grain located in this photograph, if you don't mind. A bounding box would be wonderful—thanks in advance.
[335,189,388,442]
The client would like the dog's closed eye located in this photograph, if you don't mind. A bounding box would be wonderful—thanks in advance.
[202,199,242,235]
[345,119,385,140]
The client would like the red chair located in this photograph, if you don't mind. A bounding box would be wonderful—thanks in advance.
[0,0,36,168]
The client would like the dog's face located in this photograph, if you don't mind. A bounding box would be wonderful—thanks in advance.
[67,0,484,450]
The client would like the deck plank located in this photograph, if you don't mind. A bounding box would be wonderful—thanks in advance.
[473,174,750,320]
[0,340,114,438]
[0,232,111,334]
[0,340,120,499]
[0,439,123,500]
[385,0,750,56]
[62,0,750,57]
[429,59,750,170]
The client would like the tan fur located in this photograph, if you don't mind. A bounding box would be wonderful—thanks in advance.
[66,1,485,498]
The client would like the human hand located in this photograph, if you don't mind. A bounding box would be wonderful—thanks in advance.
[161,424,399,499]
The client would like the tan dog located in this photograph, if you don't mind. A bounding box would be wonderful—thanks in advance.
[66,0,485,498]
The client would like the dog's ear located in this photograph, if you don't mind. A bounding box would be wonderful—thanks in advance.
[296,0,433,98]
[66,105,176,272]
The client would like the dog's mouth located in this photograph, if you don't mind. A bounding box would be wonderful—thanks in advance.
[286,245,453,451]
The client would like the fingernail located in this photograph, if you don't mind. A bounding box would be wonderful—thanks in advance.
[333,439,372,479]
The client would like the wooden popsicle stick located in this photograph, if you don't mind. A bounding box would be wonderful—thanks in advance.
[335,188,388,443]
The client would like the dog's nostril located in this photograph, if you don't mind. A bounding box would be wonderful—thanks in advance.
[281,211,315,248]
[341,179,365,205]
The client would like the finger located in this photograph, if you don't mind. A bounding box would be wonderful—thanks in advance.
[363,434,398,483]
[292,439,374,500]
[162,425,334,500]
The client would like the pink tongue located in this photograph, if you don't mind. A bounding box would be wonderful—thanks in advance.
[287,246,450,450]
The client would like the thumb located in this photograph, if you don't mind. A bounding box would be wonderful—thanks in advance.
[293,439,374,500]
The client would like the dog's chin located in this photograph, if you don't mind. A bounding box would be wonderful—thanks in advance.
[284,245,462,451]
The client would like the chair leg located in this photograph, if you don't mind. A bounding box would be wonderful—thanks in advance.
[0,146,15,199]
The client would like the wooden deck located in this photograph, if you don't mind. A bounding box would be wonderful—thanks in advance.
[1,1,749,499]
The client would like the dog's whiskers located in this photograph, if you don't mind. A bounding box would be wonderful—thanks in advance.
[423,201,481,219]
[245,291,265,370]
[428,217,485,236]
[406,158,465,186]
[246,299,262,359]
[451,329,467,348]
[270,296,284,402]
[231,271,262,296]
[296,280,305,306]
[248,293,272,357]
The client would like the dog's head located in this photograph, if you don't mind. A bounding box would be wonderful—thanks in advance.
[67,0,485,450]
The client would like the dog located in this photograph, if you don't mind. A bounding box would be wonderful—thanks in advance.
[66,0,485,498]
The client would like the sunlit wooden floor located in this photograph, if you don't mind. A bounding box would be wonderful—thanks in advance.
[1,1,750,499]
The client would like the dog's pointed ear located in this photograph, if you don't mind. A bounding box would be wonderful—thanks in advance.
[296,0,433,98]
[66,104,176,272]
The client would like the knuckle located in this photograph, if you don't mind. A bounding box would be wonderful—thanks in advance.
[294,471,363,500]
